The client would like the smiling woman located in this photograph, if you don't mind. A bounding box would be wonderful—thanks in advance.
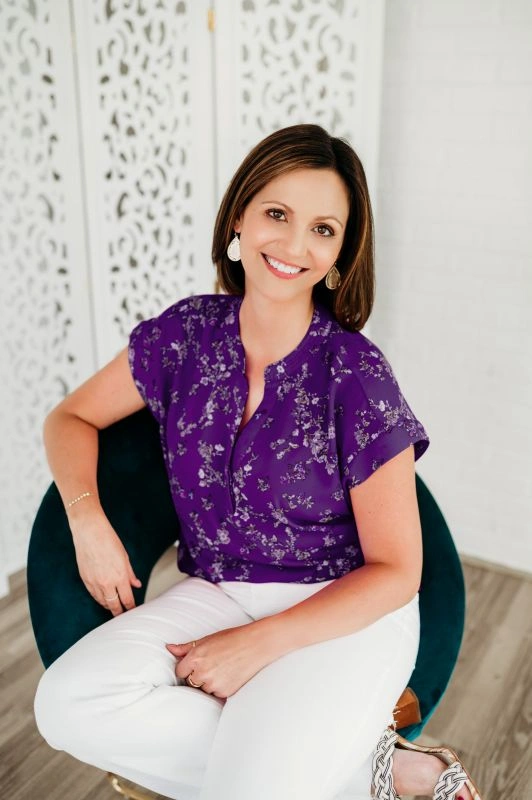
[33,124,480,800]
[212,123,375,332]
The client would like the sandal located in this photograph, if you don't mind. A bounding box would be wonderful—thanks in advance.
[371,724,484,799]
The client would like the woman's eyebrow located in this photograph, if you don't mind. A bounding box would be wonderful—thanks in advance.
[260,200,345,229]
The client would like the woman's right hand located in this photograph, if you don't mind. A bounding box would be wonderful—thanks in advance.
[70,514,142,616]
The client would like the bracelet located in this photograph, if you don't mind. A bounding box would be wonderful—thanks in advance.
[66,491,94,509]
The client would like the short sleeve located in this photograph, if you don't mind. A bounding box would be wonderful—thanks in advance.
[127,299,189,426]
[337,339,430,490]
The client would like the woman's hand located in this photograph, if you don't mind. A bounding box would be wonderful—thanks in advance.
[166,622,276,700]
[70,513,142,616]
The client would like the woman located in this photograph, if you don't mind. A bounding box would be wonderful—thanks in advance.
[34,124,481,800]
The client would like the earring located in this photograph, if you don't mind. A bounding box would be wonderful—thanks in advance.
[227,234,241,262]
[325,263,341,290]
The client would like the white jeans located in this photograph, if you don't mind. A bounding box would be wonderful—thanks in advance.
[34,575,420,800]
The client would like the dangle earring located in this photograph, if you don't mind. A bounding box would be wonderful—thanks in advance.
[227,233,241,262]
[325,262,341,290]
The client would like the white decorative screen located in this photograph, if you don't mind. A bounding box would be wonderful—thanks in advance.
[0,0,94,596]
[72,0,216,363]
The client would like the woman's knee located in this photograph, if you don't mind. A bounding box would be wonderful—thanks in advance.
[34,660,84,750]
[34,641,178,750]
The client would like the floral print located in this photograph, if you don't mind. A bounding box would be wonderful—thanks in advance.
[128,293,430,584]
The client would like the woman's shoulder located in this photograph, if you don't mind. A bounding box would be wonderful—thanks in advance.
[142,292,238,335]
[129,293,238,356]
[327,319,430,466]
[323,313,399,392]
[159,292,236,318]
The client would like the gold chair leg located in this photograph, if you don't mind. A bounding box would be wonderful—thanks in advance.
[106,771,157,800]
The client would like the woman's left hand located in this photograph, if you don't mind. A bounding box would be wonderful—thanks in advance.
[165,621,277,701]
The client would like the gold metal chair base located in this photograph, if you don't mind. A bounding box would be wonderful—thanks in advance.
[106,771,158,800]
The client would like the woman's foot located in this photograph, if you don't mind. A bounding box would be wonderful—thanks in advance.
[391,747,473,799]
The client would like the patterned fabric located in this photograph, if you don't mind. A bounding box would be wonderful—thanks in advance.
[128,293,430,584]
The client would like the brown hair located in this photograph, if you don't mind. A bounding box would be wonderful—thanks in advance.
[211,123,375,332]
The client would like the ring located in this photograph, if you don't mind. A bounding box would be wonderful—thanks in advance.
[186,642,203,688]
[104,591,119,601]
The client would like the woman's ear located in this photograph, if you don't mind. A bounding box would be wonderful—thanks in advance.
[233,215,241,234]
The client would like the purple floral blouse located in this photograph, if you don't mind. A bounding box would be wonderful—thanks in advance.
[128,293,430,584]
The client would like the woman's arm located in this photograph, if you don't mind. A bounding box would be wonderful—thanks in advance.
[43,346,145,527]
[256,444,423,659]
[42,347,148,613]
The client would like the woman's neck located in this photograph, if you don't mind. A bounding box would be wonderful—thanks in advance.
[238,293,315,368]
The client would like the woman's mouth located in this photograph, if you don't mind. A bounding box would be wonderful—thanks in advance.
[262,253,309,279]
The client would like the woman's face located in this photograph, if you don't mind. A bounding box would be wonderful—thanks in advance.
[233,168,350,302]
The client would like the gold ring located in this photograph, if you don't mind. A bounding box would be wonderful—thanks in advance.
[186,673,203,688]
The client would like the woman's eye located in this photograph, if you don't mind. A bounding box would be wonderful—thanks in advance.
[267,208,286,221]
[315,224,334,237]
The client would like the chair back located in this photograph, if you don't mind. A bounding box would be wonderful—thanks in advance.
[404,474,465,738]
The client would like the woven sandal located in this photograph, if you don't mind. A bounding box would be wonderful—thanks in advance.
[371,725,484,800]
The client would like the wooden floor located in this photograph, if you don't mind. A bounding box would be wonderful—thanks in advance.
[1,550,530,800]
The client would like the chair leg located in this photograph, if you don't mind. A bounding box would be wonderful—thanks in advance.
[106,771,157,800]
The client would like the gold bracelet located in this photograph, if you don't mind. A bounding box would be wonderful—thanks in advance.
[66,491,94,509]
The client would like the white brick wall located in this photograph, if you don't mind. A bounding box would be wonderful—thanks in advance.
[372,0,532,573]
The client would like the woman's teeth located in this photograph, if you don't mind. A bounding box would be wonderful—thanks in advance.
[264,254,304,274]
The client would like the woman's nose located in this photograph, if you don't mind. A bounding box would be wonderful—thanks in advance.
[282,227,308,260]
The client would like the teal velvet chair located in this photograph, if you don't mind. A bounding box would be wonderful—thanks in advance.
[27,407,465,794]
